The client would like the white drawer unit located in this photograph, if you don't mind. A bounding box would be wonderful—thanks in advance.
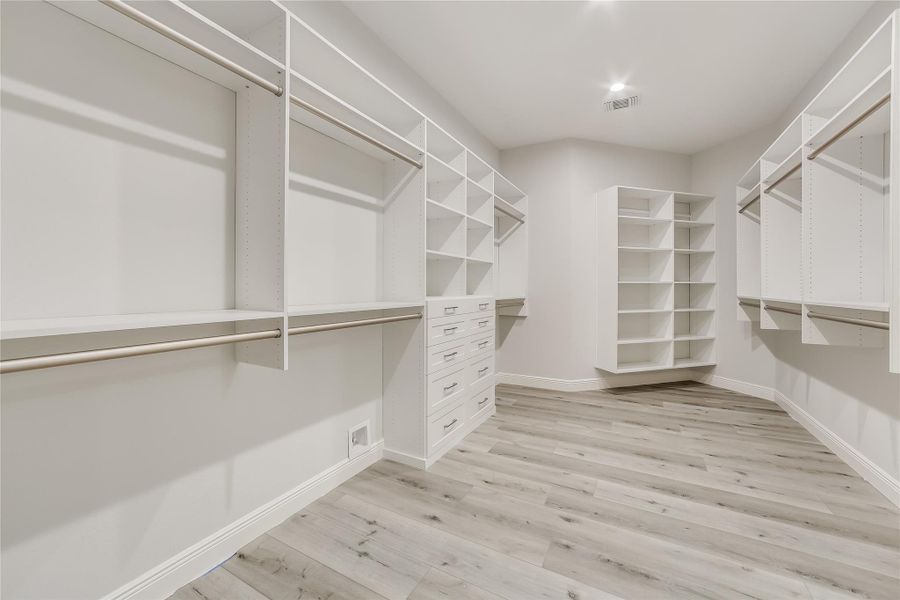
[468,332,494,357]
[427,401,466,452]
[426,314,469,346]
[469,313,495,334]
[467,354,495,389]
[467,383,495,420]
[427,364,467,415]
[426,296,493,319]
[427,338,468,373]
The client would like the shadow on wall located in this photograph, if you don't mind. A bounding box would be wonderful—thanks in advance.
[768,333,900,473]
[0,321,396,549]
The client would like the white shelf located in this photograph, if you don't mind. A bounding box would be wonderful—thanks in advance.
[618,309,671,314]
[672,359,716,368]
[673,335,715,342]
[466,256,492,265]
[737,183,760,209]
[426,199,467,220]
[287,301,422,318]
[467,215,493,229]
[426,249,466,261]
[738,160,761,190]
[674,249,714,254]
[290,71,424,166]
[615,361,673,374]
[427,153,465,182]
[805,299,889,312]
[618,246,671,253]
[494,171,526,204]
[619,215,670,225]
[762,297,801,306]
[674,308,715,313]
[494,196,526,222]
[805,66,891,150]
[49,0,285,94]
[1,309,284,341]
[762,146,802,188]
[674,281,716,285]
[618,280,674,285]
[617,337,670,345]
[674,220,714,228]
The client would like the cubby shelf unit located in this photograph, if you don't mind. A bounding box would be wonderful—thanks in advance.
[598,186,717,373]
[734,10,898,372]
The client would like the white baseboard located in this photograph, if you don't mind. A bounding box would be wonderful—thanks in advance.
[384,405,496,470]
[382,447,427,469]
[771,390,900,508]
[691,373,775,401]
[102,441,384,600]
[496,370,696,392]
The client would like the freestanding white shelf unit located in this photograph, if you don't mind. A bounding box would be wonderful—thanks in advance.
[597,186,717,373]
[735,10,898,373]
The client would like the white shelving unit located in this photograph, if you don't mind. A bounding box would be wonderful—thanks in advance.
[734,11,897,372]
[493,170,529,318]
[598,186,716,373]
[736,160,761,323]
[0,1,530,468]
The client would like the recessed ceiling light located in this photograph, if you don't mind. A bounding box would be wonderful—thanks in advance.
[610,82,626,92]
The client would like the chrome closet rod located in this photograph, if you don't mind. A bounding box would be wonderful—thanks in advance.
[807,311,888,330]
[765,305,802,316]
[737,195,760,214]
[99,0,284,97]
[738,300,761,308]
[289,95,423,169]
[764,163,801,193]
[808,93,891,160]
[495,204,525,224]
[0,313,422,374]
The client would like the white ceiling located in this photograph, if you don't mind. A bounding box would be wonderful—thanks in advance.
[346,1,874,154]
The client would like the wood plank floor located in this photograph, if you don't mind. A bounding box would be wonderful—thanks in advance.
[170,382,900,600]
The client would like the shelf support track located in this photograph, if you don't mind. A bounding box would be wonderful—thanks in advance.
[807,311,888,331]
[0,313,422,374]
[807,93,891,160]
[99,0,284,97]
[289,95,423,169]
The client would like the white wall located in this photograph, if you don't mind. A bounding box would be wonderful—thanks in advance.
[282,0,499,166]
[497,138,693,386]
[689,126,778,393]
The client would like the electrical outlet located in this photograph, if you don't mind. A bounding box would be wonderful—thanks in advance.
[348,420,370,459]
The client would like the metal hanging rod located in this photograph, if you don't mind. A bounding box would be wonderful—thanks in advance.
[807,311,888,330]
[765,305,801,316]
[737,195,760,214]
[738,300,760,308]
[100,0,284,97]
[0,313,422,374]
[764,163,801,193]
[808,93,891,160]
[289,95,423,169]
[495,204,525,224]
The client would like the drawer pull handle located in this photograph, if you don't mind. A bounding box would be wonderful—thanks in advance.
[443,352,458,360]
[478,341,489,349]
[478,396,489,406]
[443,327,458,334]
[478,367,489,376]
[479,303,489,310]
[444,306,458,315]
[443,418,459,430]
[443,382,459,394]
[478,321,488,328]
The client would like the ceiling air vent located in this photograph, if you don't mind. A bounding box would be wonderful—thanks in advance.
[604,96,640,112]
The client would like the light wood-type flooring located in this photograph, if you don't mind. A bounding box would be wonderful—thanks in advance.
[170,382,900,600]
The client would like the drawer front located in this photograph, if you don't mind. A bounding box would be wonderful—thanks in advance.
[468,314,495,334]
[427,338,467,374]
[467,354,495,389]
[468,332,494,357]
[427,365,467,415]
[427,314,469,346]
[473,298,494,314]
[427,298,474,319]
[467,384,495,420]
[428,402,466,451]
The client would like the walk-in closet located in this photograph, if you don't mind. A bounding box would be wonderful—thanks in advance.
[2,2,898,599]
